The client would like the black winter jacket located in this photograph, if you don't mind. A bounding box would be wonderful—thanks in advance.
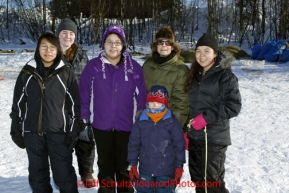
[10,59,80,136]
[187,52,242,146]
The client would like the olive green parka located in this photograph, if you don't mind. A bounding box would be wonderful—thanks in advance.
[143,55,189,126]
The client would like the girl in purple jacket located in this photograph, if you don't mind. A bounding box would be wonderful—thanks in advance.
[79,24,146,193]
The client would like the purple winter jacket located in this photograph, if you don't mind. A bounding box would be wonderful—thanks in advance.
[79,52,146,132]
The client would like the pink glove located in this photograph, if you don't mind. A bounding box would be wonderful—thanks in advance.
[190,114,207,130]
[183,132,189,150]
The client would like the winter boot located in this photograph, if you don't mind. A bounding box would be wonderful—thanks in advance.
[81,174,96,188]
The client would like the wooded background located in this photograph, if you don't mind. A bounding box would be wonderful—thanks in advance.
[0,0,288,48]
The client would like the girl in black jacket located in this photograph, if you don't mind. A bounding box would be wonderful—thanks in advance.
[184,33,242,193]
[56,18,96,187]
[10,32,80,193]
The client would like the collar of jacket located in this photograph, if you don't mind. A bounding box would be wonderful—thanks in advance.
[139,109,172,121]
[152,52,174,64]
[148,54,180,68]
[27,59,66,70]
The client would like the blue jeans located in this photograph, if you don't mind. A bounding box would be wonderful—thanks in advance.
[135,173,174,193]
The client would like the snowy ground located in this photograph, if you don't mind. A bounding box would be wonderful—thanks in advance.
[0,46,289,193]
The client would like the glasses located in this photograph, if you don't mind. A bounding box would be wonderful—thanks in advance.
[40,45,57,51]
[155,39,173,46]
[105,41,123,46]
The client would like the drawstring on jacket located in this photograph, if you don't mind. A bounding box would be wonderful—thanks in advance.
[100,50,133,81]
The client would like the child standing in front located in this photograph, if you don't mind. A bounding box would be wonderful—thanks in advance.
[128,85,185,193]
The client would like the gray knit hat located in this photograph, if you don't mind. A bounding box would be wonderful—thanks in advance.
[56,18,77,36]
[196,33,218,52]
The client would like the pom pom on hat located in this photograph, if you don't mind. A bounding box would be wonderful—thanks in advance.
[196,33,218,52]
[154,26,175,42]
[146,85,169,107]
[56,18,77,36]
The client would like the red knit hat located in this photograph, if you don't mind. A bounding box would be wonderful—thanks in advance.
[146,85,169,107]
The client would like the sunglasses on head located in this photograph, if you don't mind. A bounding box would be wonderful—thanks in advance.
[155,39,173,46]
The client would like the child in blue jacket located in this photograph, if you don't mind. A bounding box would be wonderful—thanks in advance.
[128,85,185,193]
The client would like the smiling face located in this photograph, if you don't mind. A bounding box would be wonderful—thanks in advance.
[104,33,124,65]
[156,38,173,57]
[195,46,217,73]
[58,30,75,53]
[39,38,57,67]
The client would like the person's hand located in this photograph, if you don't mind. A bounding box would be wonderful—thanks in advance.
[190,114,207,130]
[128,165,139,181]
[66,134,78,150]
[79,120,94,142]
[11,133,25,149]
[174,168,183,185]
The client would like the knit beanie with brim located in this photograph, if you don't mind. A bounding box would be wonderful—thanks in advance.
[196,33,218,52]
[56,18,77,36]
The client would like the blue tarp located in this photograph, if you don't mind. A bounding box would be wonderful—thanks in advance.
[252,40,289,62]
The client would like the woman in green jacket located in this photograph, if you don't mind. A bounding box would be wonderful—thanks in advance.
[142,26,189,126]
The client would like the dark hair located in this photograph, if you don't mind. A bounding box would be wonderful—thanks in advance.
[184,60,199,92]
[37,32,62,58]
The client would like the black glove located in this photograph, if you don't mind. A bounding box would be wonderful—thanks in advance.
[78,119,94,142]
[11,133,25,149]
[135,110,143,119]
[66,134,79,150]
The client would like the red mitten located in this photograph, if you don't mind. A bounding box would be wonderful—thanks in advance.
[128,165,139,181]
[183,132,189,151]
[190,114,207,130]
[174,168,183,185]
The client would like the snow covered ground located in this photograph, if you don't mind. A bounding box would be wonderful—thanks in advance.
[0,45,288,193]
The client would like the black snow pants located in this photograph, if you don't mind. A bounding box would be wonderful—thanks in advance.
[24,132,78,193]
[93,128,134,193]
[75,139,95,177]
[188,139,229,193]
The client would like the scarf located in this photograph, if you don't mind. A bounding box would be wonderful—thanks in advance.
[152,53,174,64]
[146,108,168,124]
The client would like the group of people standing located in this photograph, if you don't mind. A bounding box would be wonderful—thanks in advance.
[10,18,241,193]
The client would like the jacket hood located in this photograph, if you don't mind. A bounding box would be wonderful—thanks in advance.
[215,51,234,70]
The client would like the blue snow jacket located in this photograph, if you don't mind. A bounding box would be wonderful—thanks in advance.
[127,109,185,177]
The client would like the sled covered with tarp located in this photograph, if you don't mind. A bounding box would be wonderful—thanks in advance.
[251,40,289,62]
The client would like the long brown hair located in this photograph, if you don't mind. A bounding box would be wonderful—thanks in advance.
[65,43,78,62]
[184,60,200,92]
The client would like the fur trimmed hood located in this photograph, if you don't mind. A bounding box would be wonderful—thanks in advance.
[215,50,234,70]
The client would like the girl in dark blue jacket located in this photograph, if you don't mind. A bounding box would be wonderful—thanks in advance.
[128,85,185,193]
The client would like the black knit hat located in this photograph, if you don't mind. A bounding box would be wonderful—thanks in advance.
[196,33,218,52]
[56,18,77,36]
